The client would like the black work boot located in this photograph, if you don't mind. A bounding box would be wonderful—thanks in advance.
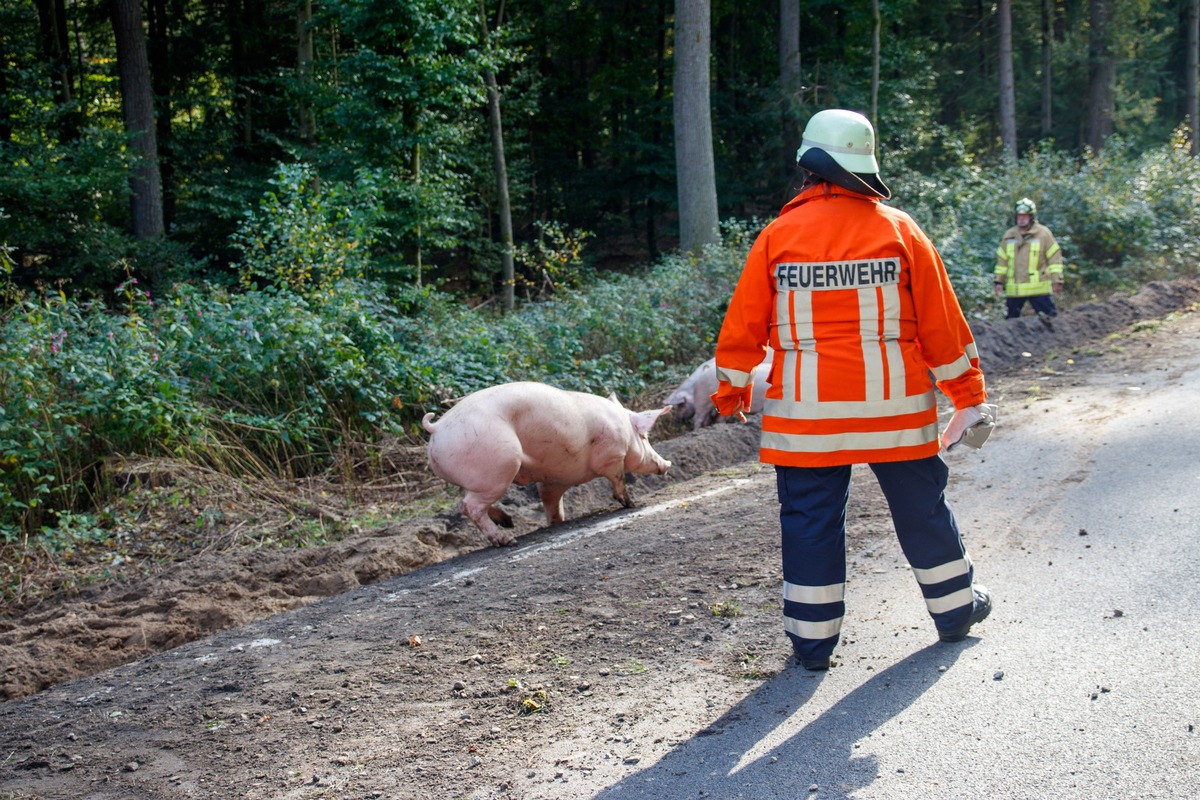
[938,585,992,643]
[792,651,832,671]
[799,656,830,671]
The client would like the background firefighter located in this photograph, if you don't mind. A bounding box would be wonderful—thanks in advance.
[994,197,1065,318]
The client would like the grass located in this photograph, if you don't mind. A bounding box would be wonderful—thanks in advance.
[734,647,773,680]
[621,658,647,675]
[709,600,742,618]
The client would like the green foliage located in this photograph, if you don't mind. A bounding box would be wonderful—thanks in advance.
[231,162,385,295]
[1,217,18,306]
[0,277,432,541]
[0,133,136,291]
[0,281,202,539]
[415,219,754,405]
[153,280,426,466]
[512,220,594,297]
[1047,133,1200,285]
[310,0,486,267]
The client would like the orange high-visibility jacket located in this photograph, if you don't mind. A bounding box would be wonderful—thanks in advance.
[713,184,987,467]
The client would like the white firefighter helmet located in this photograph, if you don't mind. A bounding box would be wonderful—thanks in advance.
[1015,197,1037,216]
[795,109,890,199]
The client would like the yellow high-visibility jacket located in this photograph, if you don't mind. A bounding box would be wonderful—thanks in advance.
[994,222,1062,297]
[711,183,986,467]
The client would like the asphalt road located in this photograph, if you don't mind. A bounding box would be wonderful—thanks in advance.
[587,323,1200,800]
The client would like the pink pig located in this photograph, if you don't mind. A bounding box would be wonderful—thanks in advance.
[422,382,672,546]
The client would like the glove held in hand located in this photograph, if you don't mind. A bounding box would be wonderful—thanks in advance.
[941,403,997,452]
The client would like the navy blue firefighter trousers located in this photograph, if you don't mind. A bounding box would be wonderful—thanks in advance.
[775,455,977,662]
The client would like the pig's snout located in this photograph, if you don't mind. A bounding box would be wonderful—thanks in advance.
[657,459,672,475]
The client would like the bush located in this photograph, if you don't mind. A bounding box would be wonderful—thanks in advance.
[0,281,203,540]
[231,162,386,296]
[0,278,430,541]
[0,133,136,293]
[412,219,755,408]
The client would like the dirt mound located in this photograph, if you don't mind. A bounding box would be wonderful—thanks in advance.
[971,278,1200,372]
[1,276,1197,704]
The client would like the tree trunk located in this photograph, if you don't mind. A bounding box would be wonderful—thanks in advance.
[226,0,253,150]
[648,0,668,261]
[779,0,800,104]
[1041,0,1053,136]
[35,0,78,140]
[111,0,165,241]
[1086,0,1115,152]
[779,0,801,200]
[998,0,1017,162]
[673,0,719,254]
[297,0,316,158]
[1188,0,1199,155]
[479,0,514,311]
[0,23,11,143]
[0,77,8,145]
[147,0,174,230]
[405,97,423,285]
[870,0,880,126]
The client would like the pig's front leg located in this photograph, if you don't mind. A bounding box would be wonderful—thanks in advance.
[605,471,632,508]
[537,483,570,525]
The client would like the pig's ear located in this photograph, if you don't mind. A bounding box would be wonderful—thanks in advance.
[630,406,669,435]
[608,392,623,406]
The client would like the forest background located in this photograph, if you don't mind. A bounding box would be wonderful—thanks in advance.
[3,0,1200,601]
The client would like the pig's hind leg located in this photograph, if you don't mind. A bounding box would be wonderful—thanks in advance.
[461,488,518,547]
[458,453,522,547]
[692,385,716,429]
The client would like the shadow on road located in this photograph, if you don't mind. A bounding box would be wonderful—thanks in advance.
[595,641,973,799]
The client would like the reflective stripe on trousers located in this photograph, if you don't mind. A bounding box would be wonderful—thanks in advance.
[776,456,976,661]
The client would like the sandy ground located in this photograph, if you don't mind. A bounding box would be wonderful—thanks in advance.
[0,276,1197,799]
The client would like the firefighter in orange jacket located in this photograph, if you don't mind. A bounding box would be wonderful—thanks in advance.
[711,109,993,671]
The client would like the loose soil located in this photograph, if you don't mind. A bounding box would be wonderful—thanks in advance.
[1,277,1198,800]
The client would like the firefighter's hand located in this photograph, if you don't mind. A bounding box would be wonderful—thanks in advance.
[993,283,1004,297]
[711,382,752,422]
[941,403,997,453]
